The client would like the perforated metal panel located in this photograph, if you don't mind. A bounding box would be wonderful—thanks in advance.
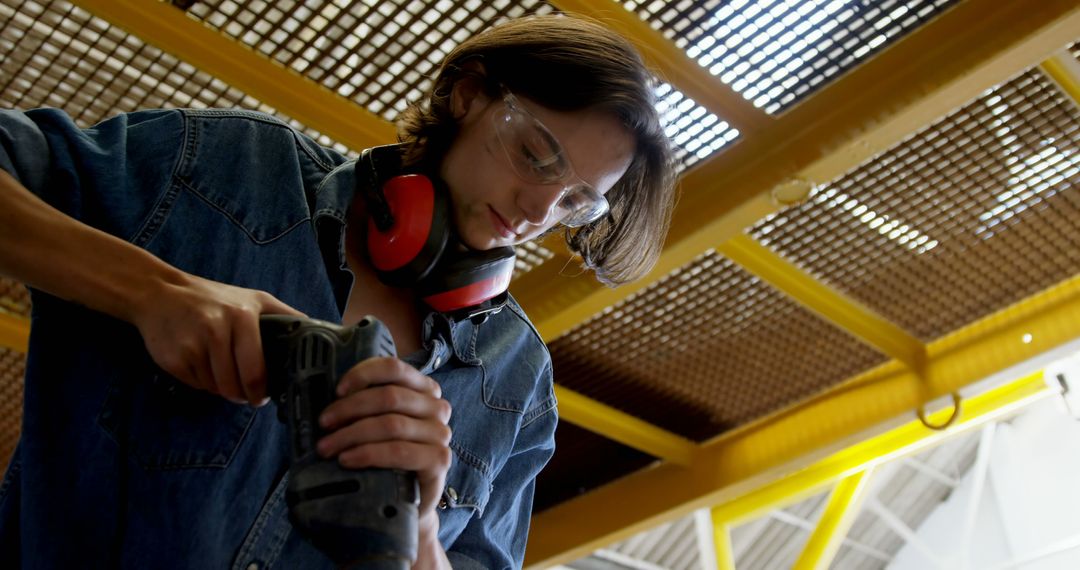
[623,0,961,114]
[183,0,556,120]
[0,0,348,149]
[657,79,740,170]
[548,251,888,442]
[750,69,1080,341]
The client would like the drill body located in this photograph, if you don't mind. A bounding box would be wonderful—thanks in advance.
[260,315,419,570]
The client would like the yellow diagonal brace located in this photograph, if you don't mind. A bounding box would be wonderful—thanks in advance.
[548,0,770,132]
[555,385,697,466]
[524,272,1080,568]
[0,312,29,353]
[1040,51,1080,106]
[713,521,737,570]
[717,234,926,372]
[791,468,875,570]
[69,0,396,152]
[708,373,1044,530]
[519,0,1080,343]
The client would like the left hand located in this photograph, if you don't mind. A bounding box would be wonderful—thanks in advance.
[316,357,453,517]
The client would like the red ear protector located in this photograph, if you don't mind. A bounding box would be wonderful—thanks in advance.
[358,145,516,315]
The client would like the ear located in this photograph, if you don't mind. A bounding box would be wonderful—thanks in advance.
[449,60,491,121]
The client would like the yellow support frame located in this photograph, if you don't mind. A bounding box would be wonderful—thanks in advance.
[1040,51,1080,105]
[717,235,926,372]
[0,313,29,353]
[67,0,397,151]
[702,370,1048,570]
[791,468,875,570]
[525,273,1080,568]
[520,0,1080,343]
[555,385,697,466]
[548,0,771,132]
[713,517,737,570]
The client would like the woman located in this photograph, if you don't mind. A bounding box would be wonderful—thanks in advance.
[0,14,675,569]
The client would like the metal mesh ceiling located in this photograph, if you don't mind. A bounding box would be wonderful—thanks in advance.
[749,68,1080,341]
[0,0,346,149]
[548,251,888,442]
[623,0,962,114]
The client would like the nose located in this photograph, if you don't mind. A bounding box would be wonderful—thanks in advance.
[517,182,565,225]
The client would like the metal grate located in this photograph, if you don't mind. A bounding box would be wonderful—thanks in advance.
[547,251,887,441]
[623,0,961,114]
[0,0,347,152]
[657,79,740,171]
[750,69,1080,341]
[513,241,556,279]
[183,0,556,122]
[182,0,738,170]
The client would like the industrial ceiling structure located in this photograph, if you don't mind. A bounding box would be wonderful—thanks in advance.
[2,0,1080,568]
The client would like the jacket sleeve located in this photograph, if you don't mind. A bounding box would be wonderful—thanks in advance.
[0,108,185,240]
[445,372,558,569]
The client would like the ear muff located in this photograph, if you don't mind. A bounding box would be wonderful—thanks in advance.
[418,246,517,313]
[358,143,516,313]
[366,173,451,288]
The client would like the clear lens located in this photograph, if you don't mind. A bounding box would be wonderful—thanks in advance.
[493,88,610,228]
[493,106,567,183]
[558,184,609,227]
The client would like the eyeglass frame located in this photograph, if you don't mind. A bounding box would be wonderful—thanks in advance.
[489,85,611,228]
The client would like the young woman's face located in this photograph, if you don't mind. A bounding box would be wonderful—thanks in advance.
[439,82,635,251]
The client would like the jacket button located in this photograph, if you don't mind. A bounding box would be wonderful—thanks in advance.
[438,499,448,510]
[447,487,458,503]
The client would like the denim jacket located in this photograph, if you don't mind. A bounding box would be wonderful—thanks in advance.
[0,108,557,569]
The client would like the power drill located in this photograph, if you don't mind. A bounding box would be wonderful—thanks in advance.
[259,315,420,569]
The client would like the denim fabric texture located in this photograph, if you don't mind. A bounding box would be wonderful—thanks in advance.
[0,108,558,569]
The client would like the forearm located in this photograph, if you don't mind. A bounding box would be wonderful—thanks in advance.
[0,168,187,322]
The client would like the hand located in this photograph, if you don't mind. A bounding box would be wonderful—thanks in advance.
[315,357,453,517]
[131,272,305,405]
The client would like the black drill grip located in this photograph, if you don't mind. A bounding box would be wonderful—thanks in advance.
[260,315,419,570]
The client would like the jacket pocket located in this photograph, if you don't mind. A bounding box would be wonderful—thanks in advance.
[98,370,256,470]
[437,441,493,540]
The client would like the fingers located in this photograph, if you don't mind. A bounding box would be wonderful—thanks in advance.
[332,440,452,514]
[317,413,452,457]
[208,327,244,402]
[233,309,268,406]
[317,360,453,515]
[336,357,442,399]
[320,384,452,430]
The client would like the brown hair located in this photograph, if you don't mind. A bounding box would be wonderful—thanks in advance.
[397,15,677,286]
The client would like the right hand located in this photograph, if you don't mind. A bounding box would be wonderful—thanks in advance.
[131,272,305,406]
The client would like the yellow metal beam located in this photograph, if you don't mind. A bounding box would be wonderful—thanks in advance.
[548,0,770,133]
[555,385,697,466]
[1040,51,1080,106]
[0,312,29,353]
[713,520,737,570]
[524,272,1080,568]
[518,0,1080,343]
[69,0,396,152]
[791,468,875,570]
[707,373,1045,529]
[717,235,926,372]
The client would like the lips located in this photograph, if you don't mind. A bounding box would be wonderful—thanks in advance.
[488,206,517,239]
